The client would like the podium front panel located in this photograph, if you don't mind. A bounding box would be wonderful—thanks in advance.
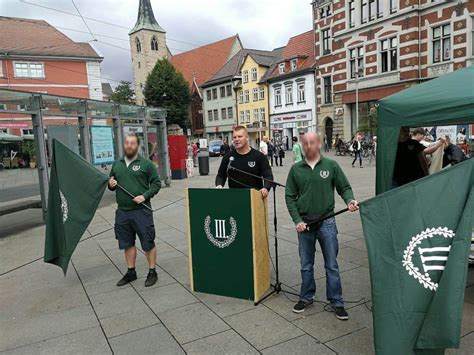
[187,188,255,300]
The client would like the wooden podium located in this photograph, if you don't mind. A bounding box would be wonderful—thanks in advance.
[186,188,270,302]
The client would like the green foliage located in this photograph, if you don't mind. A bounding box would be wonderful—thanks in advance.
[110,81,136,104]
[144,58,191,128]
[22,140,36,159]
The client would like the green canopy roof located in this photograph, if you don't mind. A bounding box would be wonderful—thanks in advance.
[376,65,474,194]
[0,132,23,142]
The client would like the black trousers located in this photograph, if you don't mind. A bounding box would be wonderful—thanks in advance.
[352,151,362,166]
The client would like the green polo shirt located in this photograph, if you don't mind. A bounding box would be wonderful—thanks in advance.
[109,156,161,210]
[285,156,354,224]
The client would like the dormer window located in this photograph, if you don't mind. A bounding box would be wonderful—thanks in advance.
[319,4,332,19]
[251,67,257,81]
[135,37,141,53]
[151,36,158,51]
[290,59,297,71]
[278,63,285,74]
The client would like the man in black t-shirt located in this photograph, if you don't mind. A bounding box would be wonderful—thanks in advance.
[216,126,274,198]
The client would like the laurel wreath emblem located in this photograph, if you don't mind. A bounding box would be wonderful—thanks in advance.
[402,227,454,291]
[59,189,69,224]
[204,216,238,248]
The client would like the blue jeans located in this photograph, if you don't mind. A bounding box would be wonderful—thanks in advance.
[298,217,344,306]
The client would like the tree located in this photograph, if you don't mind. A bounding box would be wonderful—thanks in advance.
[110,81,136,104]
[144,58,191,128]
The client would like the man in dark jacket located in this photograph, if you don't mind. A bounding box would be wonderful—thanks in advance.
[108,134,161,287]
[443,135,467,167]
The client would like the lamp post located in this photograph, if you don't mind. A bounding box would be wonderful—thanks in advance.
[355,67,363,132]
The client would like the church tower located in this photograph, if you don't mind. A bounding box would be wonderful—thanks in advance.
[129,0,169,105]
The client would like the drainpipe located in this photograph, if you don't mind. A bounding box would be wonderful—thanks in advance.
[418,0,422,82]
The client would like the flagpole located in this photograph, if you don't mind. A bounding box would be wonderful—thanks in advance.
[115,183,154,212]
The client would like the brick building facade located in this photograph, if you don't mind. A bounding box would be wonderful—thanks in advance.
[312,0,474,141]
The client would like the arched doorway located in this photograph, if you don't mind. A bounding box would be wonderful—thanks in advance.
[324,117,334,145]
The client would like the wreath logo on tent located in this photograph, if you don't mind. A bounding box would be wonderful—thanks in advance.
[204,216,237,248]
[402,227,454,292]
[59,190,69,224]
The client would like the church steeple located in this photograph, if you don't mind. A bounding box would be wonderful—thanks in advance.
[129,0,165,35]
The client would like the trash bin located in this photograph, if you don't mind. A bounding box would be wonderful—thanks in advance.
[198,149,210,176]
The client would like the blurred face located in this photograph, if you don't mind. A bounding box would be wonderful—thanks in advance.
[124,136,139,158]
[399,127,410,142]
[233,129,249,150]
[413,133,423,142]
[302,133,320,160]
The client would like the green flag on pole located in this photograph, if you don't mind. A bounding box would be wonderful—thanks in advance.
[360,160,473,355]
[44,139,109,274]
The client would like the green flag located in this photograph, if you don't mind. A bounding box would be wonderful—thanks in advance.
[360,160,473,355]
[44,139,109,274]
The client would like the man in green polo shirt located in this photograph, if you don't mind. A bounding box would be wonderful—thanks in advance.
[285,132,358,319]
[108,134,161,287]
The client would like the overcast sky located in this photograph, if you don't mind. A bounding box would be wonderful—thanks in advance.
[1,0,312,88]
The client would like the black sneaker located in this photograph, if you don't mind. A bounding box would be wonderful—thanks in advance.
[145,270,158,287]
[292,300,313,314]
[117,270,137,287]
[334,306,349,320]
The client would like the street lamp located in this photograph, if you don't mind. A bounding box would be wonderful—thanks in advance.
[355,67,363,132]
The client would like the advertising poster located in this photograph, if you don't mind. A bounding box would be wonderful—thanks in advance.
[123,125,146,157]
[435,125,457,143]
[90,126,115,165]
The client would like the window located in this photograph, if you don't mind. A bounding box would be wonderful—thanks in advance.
[290,59,297,71]
[381,37,398,72]
[0,103,6,110]
[213,109,219,120]
[278,63,285,74]
[151,36,158,51]
[239,111,244,123]
[285,85,293,104]
[22,128,34,135]
[253,108,259,121]
[369,0,376,20]
[274,87,282,106]
[244,90,249,102]
[221,108,227,120]
[297,82,305,102]
[138,61,141,69]
[253,88,258,101]
[361,0,368,23]
[245,110,250,123]
[323,76,332,104]
[432,24,451,63]
[208,110,213,121]
[251,68,257,81]
[322,29,331,55]
[258,87,264,100]
[349,0,356,27]
[14,62,44,78]
[227,107,233,119]
[226,84,232,97]
[239,91,244,103]
[349,46,364,78]
[220,86,226,98]
[259,108,265,121]
[243,70,249,83]
[207,90,212,101]
[135,37,141,53]
[319,4,332,19]
[212,88,218,100]
[0,128,7,133]
[389,0,397,13]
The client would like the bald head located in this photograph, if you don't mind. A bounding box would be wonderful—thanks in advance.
[301,132,321,160]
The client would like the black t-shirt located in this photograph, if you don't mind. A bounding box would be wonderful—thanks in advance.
[393,139,426,185]
[215,148,274,190]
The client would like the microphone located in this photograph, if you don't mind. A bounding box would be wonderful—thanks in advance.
[227,156,235,172]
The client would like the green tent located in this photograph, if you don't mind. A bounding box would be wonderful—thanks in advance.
[376,65,474,194]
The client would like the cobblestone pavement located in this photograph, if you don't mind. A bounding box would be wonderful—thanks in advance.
[1,152,472,354]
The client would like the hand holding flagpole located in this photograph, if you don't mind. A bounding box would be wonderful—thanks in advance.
[108,176,154,212]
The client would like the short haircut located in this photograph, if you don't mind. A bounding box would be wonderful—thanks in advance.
[125,133,140,145]
[412,128,424,136]
[292,136,298,142]
[233,125,248,135]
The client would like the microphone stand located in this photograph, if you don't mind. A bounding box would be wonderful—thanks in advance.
[227,165,351,305]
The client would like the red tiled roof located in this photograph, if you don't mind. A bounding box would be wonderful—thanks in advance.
[267,30,315,80]
[171,35,239,89]
[0,17,102,59]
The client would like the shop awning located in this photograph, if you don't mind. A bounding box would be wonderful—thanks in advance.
[0,132,23,142]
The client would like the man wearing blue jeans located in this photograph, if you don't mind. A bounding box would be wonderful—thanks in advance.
[285,132,359,320]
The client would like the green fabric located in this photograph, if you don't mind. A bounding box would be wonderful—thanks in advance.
[376,65,474,194]
[285,156,354,224]
[293,143,303,162]
[188,188,254,300]
[44,139,108,274]
[110,157,161,210]
[360,160,473,355]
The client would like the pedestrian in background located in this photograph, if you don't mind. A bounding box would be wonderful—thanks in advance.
[351,135,363,168]
[267,139,275,167]
[274,143,284,166]
[292,136,304,163]
[192,142,198,167]
[324,136,330,153]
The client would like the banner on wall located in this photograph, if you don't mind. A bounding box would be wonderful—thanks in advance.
[436,125,457,143]
[90,126,115,165]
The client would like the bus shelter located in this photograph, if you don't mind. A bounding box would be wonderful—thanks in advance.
[0,89,170,220]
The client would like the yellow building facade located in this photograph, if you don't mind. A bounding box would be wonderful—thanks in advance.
[236,55,270,148]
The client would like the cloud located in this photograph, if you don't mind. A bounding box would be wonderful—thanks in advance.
[2,0,312,88]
